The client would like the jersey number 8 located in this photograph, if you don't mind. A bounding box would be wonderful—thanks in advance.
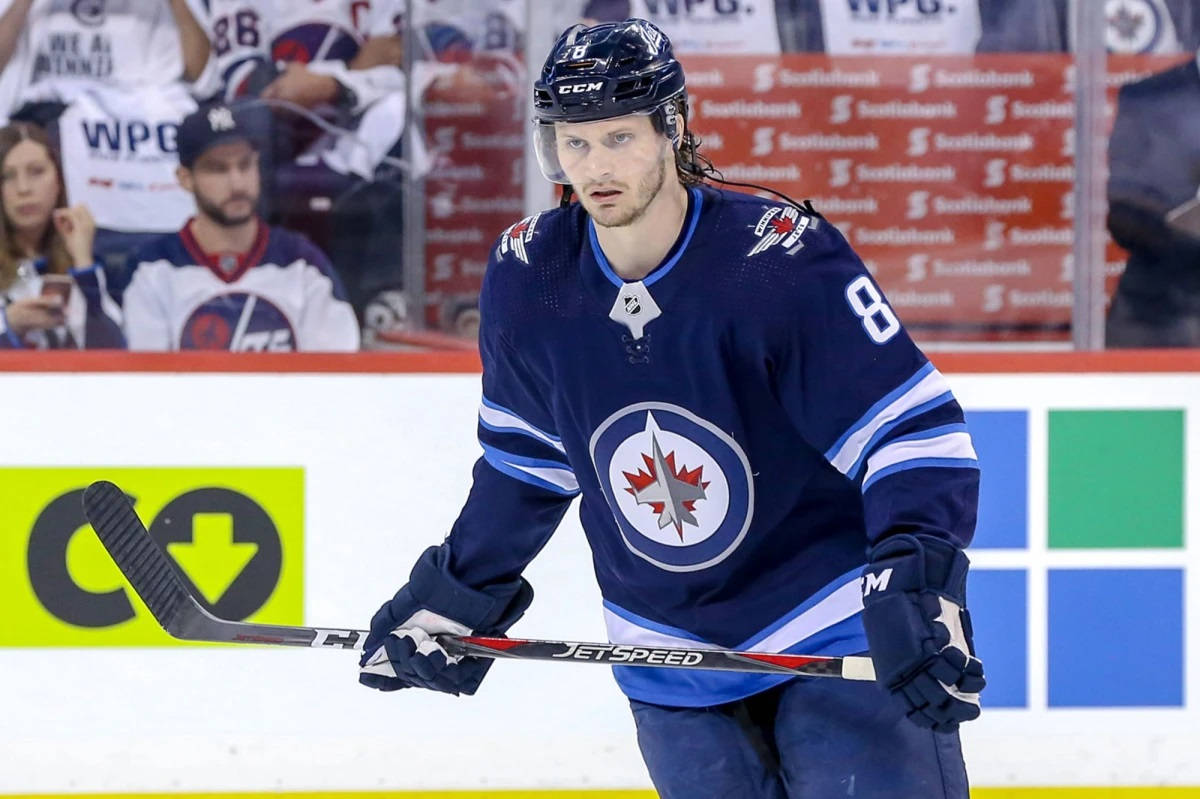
[845,275,901,344]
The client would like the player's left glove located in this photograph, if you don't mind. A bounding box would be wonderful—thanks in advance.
[860,534,986,732]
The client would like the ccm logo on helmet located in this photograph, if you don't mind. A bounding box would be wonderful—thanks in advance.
[559,81,603,94]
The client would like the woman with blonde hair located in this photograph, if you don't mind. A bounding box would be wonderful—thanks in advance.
[0,122,122,348]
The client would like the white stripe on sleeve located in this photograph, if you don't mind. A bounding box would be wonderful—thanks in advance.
[828,367,953,477]
[861,430,978,491]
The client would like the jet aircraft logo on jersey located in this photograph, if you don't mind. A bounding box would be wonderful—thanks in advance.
[272,23,360,64]
[622,432,710,540]
[590,403,754,572]
[749,206,811,257]
[181,293,296,351]
[499,212,542,264]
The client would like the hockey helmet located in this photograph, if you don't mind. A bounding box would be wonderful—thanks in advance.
[532,18,687,183]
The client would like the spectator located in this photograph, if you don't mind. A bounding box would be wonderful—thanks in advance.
[173,0,412,326]
[0,122,122,349]
[121,104,359,351]
[0,0,188,107]
[0,0,204,284]
[1105,56,1200,347]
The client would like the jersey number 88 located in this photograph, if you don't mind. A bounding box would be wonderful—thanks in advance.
[845,275,901,345]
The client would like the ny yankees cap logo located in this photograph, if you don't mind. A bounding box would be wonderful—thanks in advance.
[207,107,236,132]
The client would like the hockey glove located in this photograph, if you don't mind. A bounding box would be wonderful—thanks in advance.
[358,545,533,696]
[860,534,986,732]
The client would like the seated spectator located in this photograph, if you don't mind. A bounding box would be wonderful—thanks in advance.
[1105,55,1200,347]
[0,122,122,349]
[121,104,359,351]
[0,0,203,283]
[174,0,411,325]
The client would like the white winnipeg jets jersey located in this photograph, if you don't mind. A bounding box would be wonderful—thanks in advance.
[185,0,402,100]
[123,220,359,351]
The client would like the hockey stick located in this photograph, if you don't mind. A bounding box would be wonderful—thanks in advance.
[81,480,876,682]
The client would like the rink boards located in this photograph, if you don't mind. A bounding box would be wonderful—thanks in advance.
[0,351,1197,795]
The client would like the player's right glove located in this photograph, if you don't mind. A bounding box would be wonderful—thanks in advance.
[860,534,986,732]
[358,545,533,696]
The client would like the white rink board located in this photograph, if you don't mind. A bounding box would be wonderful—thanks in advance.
[0,370,1197,792]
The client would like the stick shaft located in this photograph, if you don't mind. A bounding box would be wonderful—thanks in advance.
[81,479,875,681]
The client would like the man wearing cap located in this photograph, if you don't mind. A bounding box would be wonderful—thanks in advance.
[120,104,359,351]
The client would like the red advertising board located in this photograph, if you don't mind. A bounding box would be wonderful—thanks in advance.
[421,53,1187,344]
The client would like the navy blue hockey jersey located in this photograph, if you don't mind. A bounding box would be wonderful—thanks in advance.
[447,185,979,707]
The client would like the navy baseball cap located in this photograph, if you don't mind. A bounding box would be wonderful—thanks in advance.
[176,104,258,168]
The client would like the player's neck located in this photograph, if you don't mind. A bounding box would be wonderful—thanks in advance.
[593,180,689,282]
[190,214,259,255]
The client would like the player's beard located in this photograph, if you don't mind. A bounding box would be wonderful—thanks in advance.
[586,156,667,229]
[195,190,257,228]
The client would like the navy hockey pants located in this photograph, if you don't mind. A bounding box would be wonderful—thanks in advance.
[630,674,969,798]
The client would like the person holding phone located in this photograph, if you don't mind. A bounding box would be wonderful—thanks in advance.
[0,122,123,349]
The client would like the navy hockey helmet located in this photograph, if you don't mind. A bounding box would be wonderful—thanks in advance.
[533,18,687,183]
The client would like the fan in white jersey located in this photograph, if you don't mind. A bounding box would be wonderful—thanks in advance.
[121,104,359,352]
[179,1,402,114]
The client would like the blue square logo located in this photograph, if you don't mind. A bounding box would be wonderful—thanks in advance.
[1048,568,1184,707]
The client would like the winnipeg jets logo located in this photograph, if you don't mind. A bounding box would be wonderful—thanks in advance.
[1105,0,1163,54]
[498,212,541,264]
[623,429,710,540]
[590,404,754,573]
[748,206,811,257]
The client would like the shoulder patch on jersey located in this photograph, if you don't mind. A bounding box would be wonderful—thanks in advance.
[497,212,543,265]
[748,205,816,258]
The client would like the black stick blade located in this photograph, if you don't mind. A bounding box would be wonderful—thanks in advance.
[82,480,197,639]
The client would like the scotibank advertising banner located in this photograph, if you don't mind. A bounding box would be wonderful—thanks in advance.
[677,53,1182,343]
[1,468,304,646]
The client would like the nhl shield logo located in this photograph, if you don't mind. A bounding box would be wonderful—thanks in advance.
[589,402,755,572]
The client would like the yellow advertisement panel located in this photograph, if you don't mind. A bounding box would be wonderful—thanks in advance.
[2,468,304,646]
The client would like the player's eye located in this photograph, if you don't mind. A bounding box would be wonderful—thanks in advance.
[610,131,633,145]
[564,138,588,151]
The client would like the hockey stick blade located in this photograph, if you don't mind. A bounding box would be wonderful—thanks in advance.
[82,479,875,680]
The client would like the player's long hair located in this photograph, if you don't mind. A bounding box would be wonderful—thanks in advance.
[0,123,71,293]
[663,95,807,209]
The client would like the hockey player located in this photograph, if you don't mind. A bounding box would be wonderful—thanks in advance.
[121,104,359,351]
[358,18,984,798]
